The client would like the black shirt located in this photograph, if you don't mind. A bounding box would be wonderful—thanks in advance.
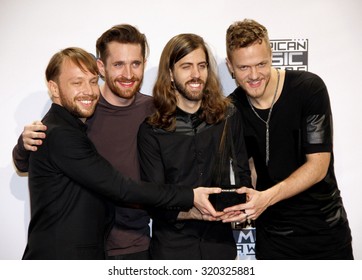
[138,105,251,259]
[229,70,353,259]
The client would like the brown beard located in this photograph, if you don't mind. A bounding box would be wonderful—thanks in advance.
[174,78,205,101]
[105,74,142,100]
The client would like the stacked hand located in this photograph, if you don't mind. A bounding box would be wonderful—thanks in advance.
[222,186,268,223]
[193,186,268,223]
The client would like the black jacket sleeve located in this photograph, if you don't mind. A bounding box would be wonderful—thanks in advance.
[47,126,194,210]
[12,135,30,172]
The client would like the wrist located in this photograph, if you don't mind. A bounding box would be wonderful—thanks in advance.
[177,211,189,220]
[267,181,285,206]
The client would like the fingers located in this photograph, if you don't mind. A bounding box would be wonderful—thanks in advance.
[222,187,254,213]
[235,186,250,194]
[218,210,242,220]
[201,213,222,222]
[23,136,44,151]
[223,204,245,213]
[193,187,218,217]
[201,200,218,217]
[24,143,39,152]
[207,187,222,194]
[187,206,224,221]
[25,121,47,134]
[204,187,222,216]
[244,211,254,220]
[222,211,250,223]
[22,121,47,151]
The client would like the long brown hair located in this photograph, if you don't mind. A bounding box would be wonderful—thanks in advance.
[148,33,229,131]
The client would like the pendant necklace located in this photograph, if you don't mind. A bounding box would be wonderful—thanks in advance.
[247,69,280,166]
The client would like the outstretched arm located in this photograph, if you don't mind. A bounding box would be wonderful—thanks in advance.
[223,152,330,222]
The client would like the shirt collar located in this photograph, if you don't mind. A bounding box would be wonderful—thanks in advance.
[176,107,203,128]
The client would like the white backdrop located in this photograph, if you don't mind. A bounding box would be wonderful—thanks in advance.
[1,0,361,260]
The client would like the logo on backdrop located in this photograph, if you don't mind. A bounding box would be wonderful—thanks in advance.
[233,225,256,259]
[233,223,256,259]
[271,39,309,70]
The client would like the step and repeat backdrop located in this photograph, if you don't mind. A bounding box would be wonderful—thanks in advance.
[1,0,361,260]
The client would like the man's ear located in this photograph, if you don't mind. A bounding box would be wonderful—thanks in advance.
[169,68,174,82]
[47,80,59,98]
[97,59,105,78]
[225,57,234,78]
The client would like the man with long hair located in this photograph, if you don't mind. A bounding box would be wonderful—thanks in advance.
[137,34,251,259]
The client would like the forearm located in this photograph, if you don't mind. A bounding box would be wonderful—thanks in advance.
[266,152,330,206]
[177,208,201,220]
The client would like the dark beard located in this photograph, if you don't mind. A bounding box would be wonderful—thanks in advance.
[174,78,204,101]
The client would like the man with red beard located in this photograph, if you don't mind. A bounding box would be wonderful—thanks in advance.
[14,25,154,259]
[91,24,154,260]
[20,47,221,259]
[137,34,252,259]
